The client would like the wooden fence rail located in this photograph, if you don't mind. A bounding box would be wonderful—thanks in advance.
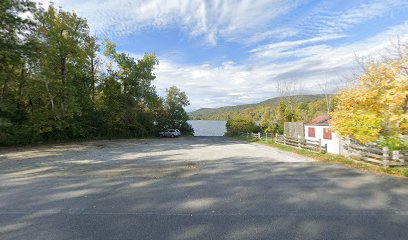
[240,132,327,153]
[275,133,326,153]
[345,140,408,167]
[240,132,407,167]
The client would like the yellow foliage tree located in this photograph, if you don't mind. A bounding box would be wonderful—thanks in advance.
[331,54,408,144]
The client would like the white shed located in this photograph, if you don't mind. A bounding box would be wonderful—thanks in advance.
[304,115,342,155]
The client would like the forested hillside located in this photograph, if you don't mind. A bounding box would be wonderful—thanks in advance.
[189,94,333,133]
[189,94,331,120]
[0,1,192,145]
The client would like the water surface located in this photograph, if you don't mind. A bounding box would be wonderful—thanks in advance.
[187,120,227,136]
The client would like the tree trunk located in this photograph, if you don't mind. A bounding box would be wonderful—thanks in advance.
[325,94,331,114]
[16,68,26,119]
[91,56,95,109]
[45,80,56,120]
[18,67,25,102]
[60,56,66,118]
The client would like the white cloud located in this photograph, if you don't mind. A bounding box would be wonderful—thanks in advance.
[245,28,299,44]
[35,0,296,45]
[154,21,408,111]
[304,0,408,35]
[33,0,408,111]
[249,34,347,60]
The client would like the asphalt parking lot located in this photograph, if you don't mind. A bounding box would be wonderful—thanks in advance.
[1,137,407,239]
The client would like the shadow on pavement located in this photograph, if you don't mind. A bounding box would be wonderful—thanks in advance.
[0,137,407,239]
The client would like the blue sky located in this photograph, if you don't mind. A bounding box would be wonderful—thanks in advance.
[37,0,408,110]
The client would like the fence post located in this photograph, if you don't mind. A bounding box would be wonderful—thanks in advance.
[392,150,401,162]
[275,133,278,143]
[382,147,389,166]
[265,132,268,142]
[318,138,322,153]
[345,138,351,157]
[397,151,404,162]
[283,134,286,145]
[297,135,301,149]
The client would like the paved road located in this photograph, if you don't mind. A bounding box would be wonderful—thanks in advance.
[0,137,407,239]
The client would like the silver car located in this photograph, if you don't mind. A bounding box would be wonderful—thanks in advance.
[159,129,181,138]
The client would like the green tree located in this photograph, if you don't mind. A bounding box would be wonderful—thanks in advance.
[0,0,37,144]
[161,86,193,134]
[225,117,258,136]
[98,40,161,137]
[0,3,192,145]
[260,101,300,134]
[35,5,92,118]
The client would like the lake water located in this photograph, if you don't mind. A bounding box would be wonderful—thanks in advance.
[187,120,227,136]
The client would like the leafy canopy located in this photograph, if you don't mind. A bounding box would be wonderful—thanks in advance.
[0,2,192,145]
[331,50,408,145]
[225,117,259,136]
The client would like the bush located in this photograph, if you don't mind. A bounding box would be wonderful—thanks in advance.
[225,117,258,136]
[180,122,194,136]
[378,136,408,151]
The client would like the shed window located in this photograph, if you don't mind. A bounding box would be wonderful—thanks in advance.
[308,127,315,138]
[323,128,332,140]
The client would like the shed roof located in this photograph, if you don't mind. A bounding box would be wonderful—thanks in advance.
[305,114,331,126]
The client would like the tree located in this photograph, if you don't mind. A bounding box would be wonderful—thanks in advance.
[98,40,161,137]
[85,35,99,109]
[331,50,408,147]
[0,0,37,144]
[161,86,193,134]
[319,80,334,114]
[225,116,258,136]
[260,101,299,134]
[164,86,190,131]
[35,5,92,119]
[275,79,302,114]
[0,2,191,145]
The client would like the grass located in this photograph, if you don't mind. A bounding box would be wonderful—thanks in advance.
[236,136,408,178]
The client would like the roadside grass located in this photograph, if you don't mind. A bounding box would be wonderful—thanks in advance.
[236,137,408,178]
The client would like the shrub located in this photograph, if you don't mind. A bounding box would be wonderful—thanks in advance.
[378,136,408,151]
[225,117,258,136]
[180,122,194,136]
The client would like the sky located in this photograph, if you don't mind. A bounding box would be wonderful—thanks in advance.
[36,0,408,111]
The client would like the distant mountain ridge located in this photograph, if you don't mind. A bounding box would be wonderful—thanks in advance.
[188,94,327,120]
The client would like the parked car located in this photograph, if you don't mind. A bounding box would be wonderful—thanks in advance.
[159,129,181,138]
